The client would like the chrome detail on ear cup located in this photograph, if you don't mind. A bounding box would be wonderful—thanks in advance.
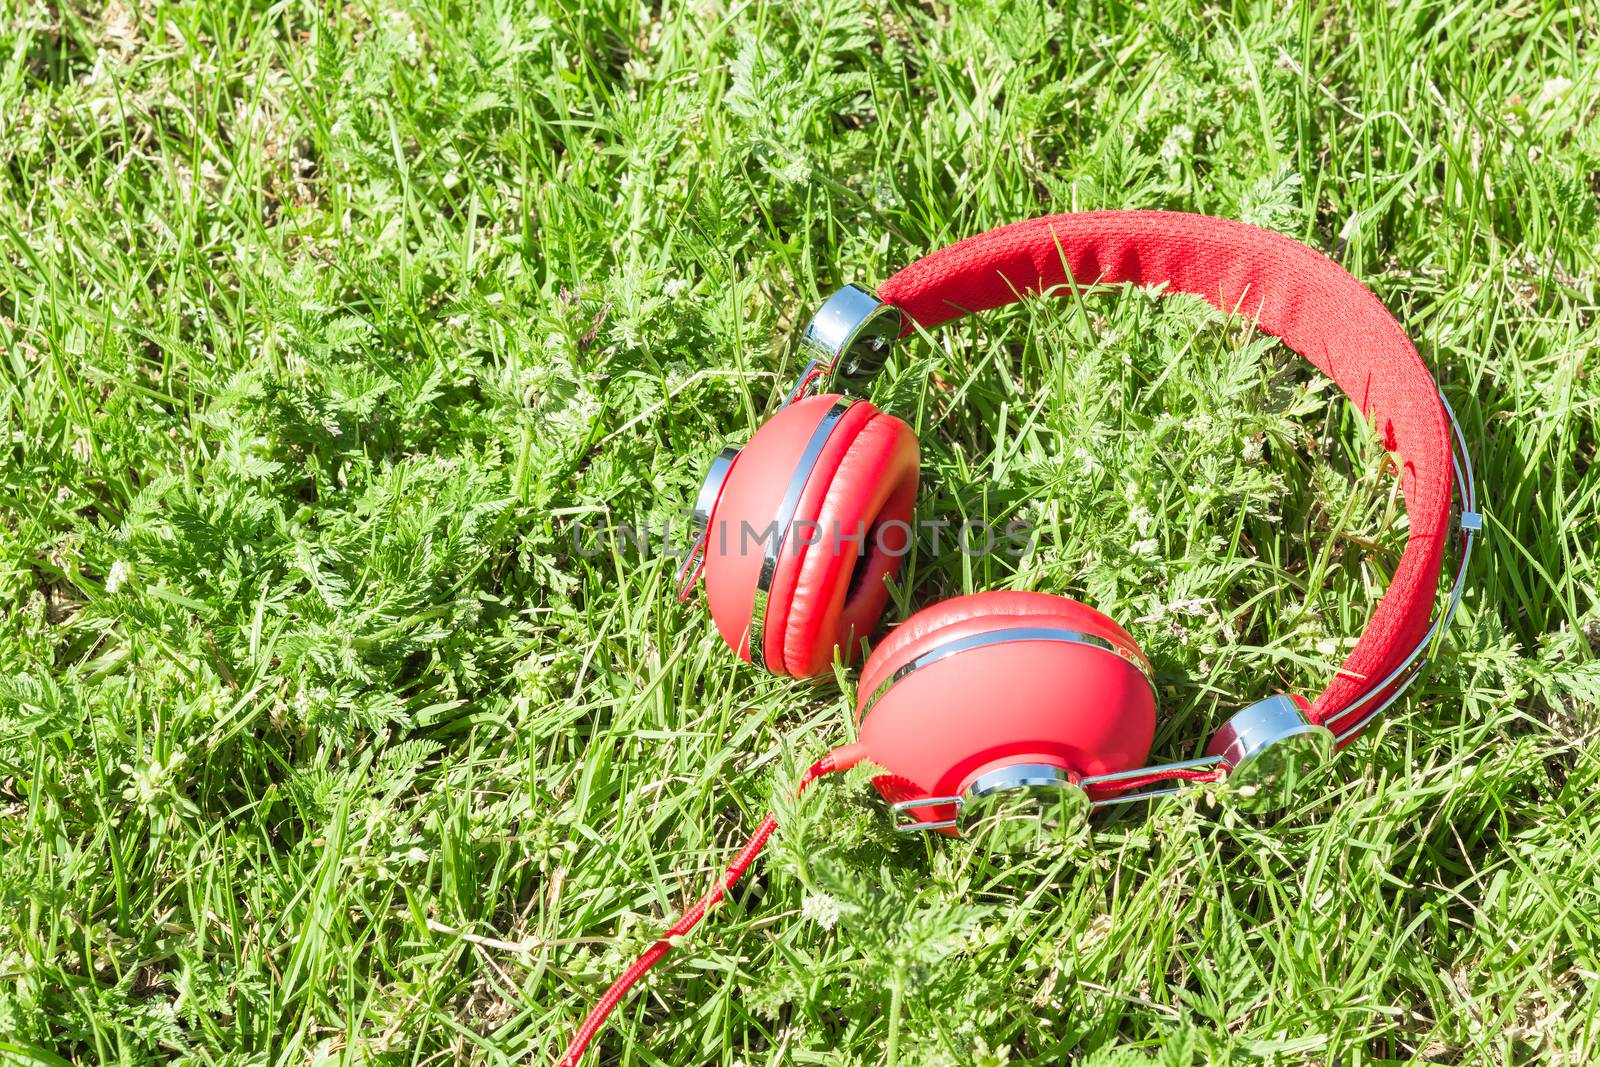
[747,398,857,670]
[693,447,742,530]
[676,446,743,599]
[961,764,1091,849]
[789,285,903,403]
[1207,696,1334,812]
[890,763,1090,844]
[858,625,1155,724]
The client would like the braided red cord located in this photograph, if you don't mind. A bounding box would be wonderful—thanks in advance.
[785,362,829,404]
[555,751,846,1066]
[1089,766,1222,797]
[1088,766,1224,796]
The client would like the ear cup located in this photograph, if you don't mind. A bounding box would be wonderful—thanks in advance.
[703,394,918,677]
[853,591,1157,829]
[766,412,918,676]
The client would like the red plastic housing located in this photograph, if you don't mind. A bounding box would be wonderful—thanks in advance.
[853,591,1157,831]
[703,394,919,677]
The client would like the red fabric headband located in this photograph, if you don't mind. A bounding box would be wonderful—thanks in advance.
[875,211,1452,730]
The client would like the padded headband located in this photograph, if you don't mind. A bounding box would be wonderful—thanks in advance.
[875,211,1453,731]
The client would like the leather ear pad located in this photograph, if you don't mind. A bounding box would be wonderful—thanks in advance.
[765,411,919,677]
[856,590,1148,720]
[703,395,919,677]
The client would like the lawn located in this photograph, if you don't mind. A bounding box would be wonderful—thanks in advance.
[2,0,1598,1064]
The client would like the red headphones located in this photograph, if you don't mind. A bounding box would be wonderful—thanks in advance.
[557,211,1479,1064]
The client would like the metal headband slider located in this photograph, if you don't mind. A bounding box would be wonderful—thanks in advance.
[1206,695,1334,812]
[789,285,903,402]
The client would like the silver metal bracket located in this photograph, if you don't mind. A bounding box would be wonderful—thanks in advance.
[693,447,741,531]
[891,763,1090,849]
[674,446,741,599]
[1320,389,1481,742]
[1206,695,1334,812]
[787,285,903,403]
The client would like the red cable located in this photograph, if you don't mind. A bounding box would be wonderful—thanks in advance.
[785,362,828,404]
[555,748,856,1066]
[1088,766,1223,796]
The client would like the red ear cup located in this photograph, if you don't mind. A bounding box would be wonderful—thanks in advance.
[853,591,1157,831]
[703,394,919,677]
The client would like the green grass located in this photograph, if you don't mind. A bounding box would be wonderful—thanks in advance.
[1,0,1598,1063]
